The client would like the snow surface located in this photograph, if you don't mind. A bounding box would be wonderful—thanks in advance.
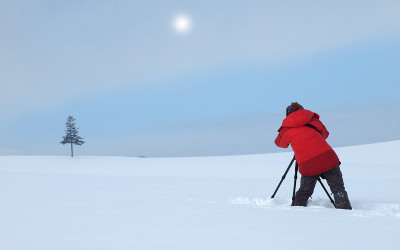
[0,141,399,250]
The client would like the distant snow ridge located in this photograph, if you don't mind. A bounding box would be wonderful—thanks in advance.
[230,197,400,217]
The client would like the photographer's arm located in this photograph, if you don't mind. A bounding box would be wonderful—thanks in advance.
[275,127,290,148]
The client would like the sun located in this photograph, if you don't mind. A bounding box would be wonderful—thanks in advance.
[172,14,192,34]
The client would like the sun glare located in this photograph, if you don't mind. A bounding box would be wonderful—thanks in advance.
[173,14,192,34]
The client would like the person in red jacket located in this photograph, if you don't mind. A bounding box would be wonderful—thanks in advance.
[275,102,352,209]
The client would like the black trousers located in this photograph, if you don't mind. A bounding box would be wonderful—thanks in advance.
[293,166,352,210]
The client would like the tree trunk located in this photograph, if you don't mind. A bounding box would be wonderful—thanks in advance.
[70,142,74,157]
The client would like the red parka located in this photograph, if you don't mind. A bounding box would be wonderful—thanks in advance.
[275,109,340,176]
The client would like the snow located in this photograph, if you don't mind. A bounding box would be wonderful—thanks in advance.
[0,141,399,250]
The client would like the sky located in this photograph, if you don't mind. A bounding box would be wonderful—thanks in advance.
[1,0,399,157]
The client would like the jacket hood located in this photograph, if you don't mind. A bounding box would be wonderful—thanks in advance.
[281,109,319,128]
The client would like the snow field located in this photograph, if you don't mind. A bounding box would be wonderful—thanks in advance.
[0,141,399,250]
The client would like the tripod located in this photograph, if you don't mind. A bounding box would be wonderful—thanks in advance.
[271,156,336,208]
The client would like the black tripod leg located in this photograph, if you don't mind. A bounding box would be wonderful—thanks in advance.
[317,178,336,208]
[291,163,299,206]
[271,156,295,198]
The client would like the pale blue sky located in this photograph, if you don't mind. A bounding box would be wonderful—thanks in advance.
[1,0,399,156]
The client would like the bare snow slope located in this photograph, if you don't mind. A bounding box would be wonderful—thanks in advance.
[0,141,399,250]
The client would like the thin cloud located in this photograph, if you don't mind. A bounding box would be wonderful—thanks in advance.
[1,1,399,119]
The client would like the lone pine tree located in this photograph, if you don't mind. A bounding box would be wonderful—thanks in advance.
[60,116,85,157]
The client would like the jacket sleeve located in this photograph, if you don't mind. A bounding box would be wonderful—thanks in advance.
[275,127,290,148]
[310,119,329,140]
[320,123,329,140]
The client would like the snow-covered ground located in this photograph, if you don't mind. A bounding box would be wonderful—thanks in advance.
[0,141,399,250]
